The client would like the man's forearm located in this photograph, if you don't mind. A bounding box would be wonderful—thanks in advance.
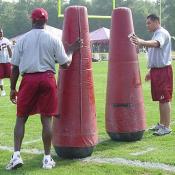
[66,38,82,56]
[7,45,12,58]
[10,65,19,90]
[139,39,159,48]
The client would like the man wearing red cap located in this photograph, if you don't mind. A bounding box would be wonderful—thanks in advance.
[6,8,82,170]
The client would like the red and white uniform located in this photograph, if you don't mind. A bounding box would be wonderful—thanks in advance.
[12,28,70,117]
[0,37,11,79]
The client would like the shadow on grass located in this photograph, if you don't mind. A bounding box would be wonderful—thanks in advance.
[92,129,169,155]
[94,137,140,155]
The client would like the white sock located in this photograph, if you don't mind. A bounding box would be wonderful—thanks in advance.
[13,151,20,158]
[0,79,3,86]
[44,154,51,160]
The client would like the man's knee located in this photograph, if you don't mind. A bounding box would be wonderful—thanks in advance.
[16,116,28,125]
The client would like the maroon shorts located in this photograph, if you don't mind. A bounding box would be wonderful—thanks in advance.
[150,65,173,103]
[0,63,11,79]
[17,71,58,117]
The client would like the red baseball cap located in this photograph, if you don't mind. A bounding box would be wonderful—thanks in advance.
[31,8,48,21]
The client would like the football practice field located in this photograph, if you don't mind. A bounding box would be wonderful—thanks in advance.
[0,53,175,175]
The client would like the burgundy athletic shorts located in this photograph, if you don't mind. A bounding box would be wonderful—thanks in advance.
[0,63,11,79]
[17,71,58,117]
[150,65,173,103]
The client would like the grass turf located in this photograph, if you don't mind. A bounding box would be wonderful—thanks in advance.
[0,53,175,174]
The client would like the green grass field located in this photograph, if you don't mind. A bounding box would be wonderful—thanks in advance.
[0,53,175,175]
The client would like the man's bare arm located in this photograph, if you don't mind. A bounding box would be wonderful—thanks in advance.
[10,65,19,104]
[7,45,12,58]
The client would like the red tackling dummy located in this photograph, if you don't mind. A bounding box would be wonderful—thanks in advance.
[52,6,98,158]
[105,7,146,141]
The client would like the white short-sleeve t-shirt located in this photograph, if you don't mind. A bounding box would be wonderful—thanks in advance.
[0,37,11,63]
[147,27,172,68]
[12,29,70,75]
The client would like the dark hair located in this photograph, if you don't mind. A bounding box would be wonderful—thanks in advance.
[32,19,46,29]
[147,14,160,22]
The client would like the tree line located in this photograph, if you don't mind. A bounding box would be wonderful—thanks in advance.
[0,0,175,49]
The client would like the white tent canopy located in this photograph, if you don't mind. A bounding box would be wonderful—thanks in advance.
[90,27,110,43]
[10,25,62,42]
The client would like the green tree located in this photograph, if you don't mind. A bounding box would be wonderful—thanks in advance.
[1,0,174,50]
[162,0,175,36]
[12,1,31,36]
[0,0,62,38]
[117,0,158,39]
[0,1,15,37]
[163,0,175,49]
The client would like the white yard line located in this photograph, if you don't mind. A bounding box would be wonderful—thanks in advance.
[0,146,44,155]
[82,157,175,173]
[0,133,5,137]
[23,138,41,145]
[130,147,155,156]
[99,138,155,156]
[1,145,175,172]
[170,120,175,125]
[0,105,12,108]
[98,138,109,143]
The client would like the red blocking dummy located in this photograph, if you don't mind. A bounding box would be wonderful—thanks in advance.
[105,7,146,141]
[52,6,98,158]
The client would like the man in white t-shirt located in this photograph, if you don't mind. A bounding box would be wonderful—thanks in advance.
[6,8,82,170]
[130,14,172,136]
[0,28,12,96]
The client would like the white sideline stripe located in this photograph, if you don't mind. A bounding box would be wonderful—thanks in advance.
[0,105,12,108]
[23,138,41,145]
[171,121,175,125]
[130,147,155,156]
[98,139,155,156]
[1,146,175,172]
[0,146,44,155]
[1,145,175,172]
[0,133,5,137]
[82,157,175,173]
[98,138,108,143]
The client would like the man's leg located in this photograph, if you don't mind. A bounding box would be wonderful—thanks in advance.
[6,116,28,170]
[0,79,6,96]
[0,85,3,91]
[40,116,52,155]
[14,116,28,151]
[0,79,3,91]
[159,102,171,128]
[40,116,55,169]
